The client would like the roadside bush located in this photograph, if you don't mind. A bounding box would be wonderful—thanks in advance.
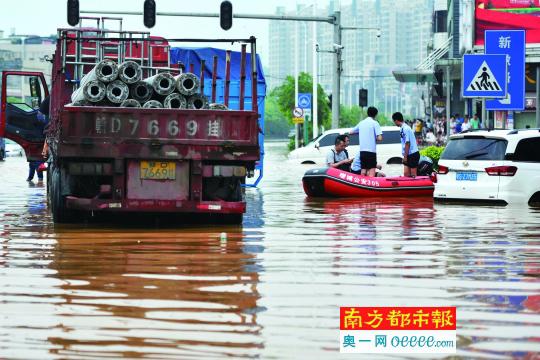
[420,146,445,168]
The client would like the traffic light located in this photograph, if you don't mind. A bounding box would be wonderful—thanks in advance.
[433,69,444,97]
[328,94,332,108]
[220,1,233,30]
[67,0,79,26]
[359,88,368,107]
[143,0,156,28]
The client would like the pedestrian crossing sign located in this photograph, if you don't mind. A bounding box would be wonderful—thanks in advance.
[462,54,507,98]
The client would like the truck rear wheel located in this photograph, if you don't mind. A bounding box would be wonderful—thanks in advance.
[50,164,80,223]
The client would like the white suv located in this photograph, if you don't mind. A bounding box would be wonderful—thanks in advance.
[434,129,540,205]
[288,126,403,166]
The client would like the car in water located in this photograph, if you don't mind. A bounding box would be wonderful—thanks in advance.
[434,129,540,205]
[288,126,403,166]
[4,139,24,157]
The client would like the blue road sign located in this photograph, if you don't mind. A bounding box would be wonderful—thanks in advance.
[462,54,507,98]
[298,93,312,109]
[485,30,526,111]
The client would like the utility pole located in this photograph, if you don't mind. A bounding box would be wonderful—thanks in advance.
[294,21,300,149]
[312,6,318,138]
[332,11,342,129]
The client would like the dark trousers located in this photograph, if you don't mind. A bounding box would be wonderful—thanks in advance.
[27,161,44,181]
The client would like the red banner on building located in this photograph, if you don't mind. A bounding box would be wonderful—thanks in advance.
[475,0,540,45]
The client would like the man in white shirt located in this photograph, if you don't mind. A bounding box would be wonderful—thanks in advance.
[461,115,472,132]
[350,106,383,177]
[392,112,420,177]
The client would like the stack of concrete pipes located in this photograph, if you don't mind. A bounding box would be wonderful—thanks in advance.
[70,59,218,110]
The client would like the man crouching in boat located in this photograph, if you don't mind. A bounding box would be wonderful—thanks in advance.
[392,112,420,177]
[327,135,353,171]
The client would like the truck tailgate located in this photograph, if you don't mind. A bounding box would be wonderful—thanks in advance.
[58,106,259,159]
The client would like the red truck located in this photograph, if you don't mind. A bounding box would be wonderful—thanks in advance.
[0,23,260,223]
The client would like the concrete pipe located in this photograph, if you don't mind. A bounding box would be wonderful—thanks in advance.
[70,99,91,106]
[142,100,164,108]
[187,94,209,110]
[144,72,176,96]
[71,80,106,103]
[130,81,154,103]
[164,93,187,109]
[79,59,119,88]
[175,72,200,96]
[209,103,228,110]
[120,99,142,108]
[118,61,142,84]
[106,80,130,104]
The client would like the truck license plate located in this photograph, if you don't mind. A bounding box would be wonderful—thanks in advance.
[456,172,477,181]
[140,161,176,180]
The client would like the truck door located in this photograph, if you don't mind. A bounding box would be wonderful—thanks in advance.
[0,71,49,161]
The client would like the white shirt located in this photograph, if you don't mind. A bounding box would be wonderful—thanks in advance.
[351,117,382,153]
[461,122,471,132]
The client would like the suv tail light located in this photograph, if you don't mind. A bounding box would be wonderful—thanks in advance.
[430,172,437,183]
[437,165,449,175]
[485,166,518,176]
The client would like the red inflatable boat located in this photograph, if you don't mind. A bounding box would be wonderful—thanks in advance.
[303,167,434,197]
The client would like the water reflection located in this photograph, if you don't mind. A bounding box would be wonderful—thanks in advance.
[1,146,540,359]
[41,228,264,358]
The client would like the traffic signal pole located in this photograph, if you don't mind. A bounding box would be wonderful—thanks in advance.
[82,9,345,129]
[331,11,342,130]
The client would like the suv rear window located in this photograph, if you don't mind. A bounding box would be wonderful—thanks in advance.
[340,131,401,146]
[513,137,540,162]
[441,137,508,160]
[318,134,339,147]
[380,130,401,144]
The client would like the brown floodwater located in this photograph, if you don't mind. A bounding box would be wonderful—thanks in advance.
[1,141,539,359]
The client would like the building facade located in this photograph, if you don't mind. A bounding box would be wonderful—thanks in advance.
[267,0,433,119]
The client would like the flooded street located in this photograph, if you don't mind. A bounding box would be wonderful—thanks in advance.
[1,142,539,359]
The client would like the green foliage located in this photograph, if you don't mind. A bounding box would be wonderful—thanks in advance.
[287,136,296,151]
[272,72,331,129]
[339,105,394,128]
[420,146,445,167]
[264,95,290,138]
[339,105,364,128]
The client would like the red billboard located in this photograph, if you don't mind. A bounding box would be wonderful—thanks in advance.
[475,0,540,45]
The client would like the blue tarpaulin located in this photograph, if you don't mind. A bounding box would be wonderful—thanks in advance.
[170,47,266,187]
[169,47,265,82]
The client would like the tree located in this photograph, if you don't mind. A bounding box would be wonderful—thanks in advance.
[339,105,365,128]
[272,72,331,130]
[264,94,290,138]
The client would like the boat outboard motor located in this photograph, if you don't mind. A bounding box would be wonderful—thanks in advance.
[417,156,433,176]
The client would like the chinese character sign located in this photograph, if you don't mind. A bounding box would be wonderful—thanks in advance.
[340,307,457,354]
[340,307,456,331]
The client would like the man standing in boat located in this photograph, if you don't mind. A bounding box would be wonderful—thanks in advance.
[350,106,383,177]
[326,135,352,171]
[392,112,420,177]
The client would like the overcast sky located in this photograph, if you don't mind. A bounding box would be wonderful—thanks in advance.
[0,0,344,66]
